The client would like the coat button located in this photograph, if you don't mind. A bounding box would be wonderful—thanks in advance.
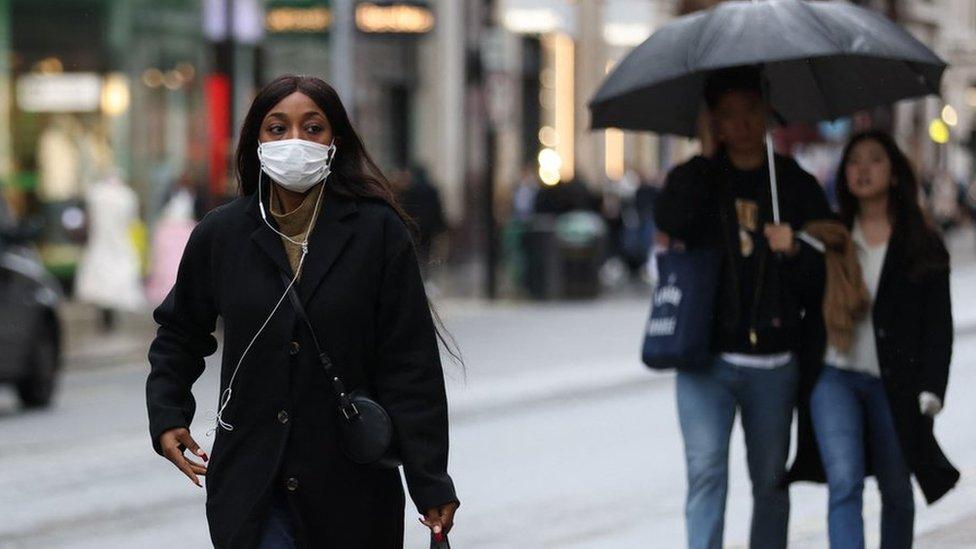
[285,477,299,492]
[288,341,301,356]
[877,328,886,339]
[277,410,289,424]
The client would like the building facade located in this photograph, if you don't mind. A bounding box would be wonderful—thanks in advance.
[2,0,973,293]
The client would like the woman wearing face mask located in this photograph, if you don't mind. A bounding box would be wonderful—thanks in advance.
[791,131,959,548]
[146,75,459,548]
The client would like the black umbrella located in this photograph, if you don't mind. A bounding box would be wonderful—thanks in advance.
[589,0,946,224]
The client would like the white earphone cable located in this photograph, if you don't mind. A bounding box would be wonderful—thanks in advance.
[209,169,325,434]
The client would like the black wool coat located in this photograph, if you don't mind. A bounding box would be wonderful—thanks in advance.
[146,189,457,548]
[789,225,960,504]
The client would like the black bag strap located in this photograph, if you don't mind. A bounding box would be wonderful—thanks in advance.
[280,272,359,420]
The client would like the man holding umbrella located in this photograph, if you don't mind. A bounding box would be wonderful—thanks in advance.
[589,2,947,547]
[653,66,832,549]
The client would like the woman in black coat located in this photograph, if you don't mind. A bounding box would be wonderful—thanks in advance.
[790,131,958,547]
[146,75,459,548]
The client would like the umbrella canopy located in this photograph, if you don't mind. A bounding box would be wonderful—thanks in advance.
[589,0,946,135]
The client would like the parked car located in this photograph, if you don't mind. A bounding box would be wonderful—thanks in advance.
[0,193,63,408]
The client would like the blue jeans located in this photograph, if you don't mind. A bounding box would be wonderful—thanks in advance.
[811,366,914,549]
[676,356,798,549]
[258,490,298,549]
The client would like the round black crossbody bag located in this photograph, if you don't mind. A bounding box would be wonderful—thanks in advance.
[282,273,401,468]
[337,390,400,467]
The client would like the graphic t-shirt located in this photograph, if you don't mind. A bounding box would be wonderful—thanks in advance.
[730,164,765,339]
[717,162,793,355]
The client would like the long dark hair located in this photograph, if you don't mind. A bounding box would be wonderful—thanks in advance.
[236,75,462,365]
[836,130,949,280]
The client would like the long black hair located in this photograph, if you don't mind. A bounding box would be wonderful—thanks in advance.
[835,130,949,280]
[236,75,462,365]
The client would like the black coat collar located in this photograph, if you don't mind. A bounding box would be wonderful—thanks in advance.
[246,186,358,306]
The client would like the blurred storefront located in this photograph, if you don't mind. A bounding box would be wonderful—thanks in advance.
[894,0,976,190]
[0,0,468,285]
[495,1,679,197]
[263,0,332,78]
[1,0,209,285]
[351,2,438,171]
[258,1,466,223]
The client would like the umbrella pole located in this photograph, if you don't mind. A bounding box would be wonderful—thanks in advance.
[767,119,826,253]
[765,130,780,224]
[760,69,781,225]
[760,75,823,253]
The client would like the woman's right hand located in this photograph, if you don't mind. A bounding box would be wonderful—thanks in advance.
[159,427,208,487]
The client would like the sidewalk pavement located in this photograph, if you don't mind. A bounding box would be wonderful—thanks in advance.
[916,512,976,547]
[62,303,156,371]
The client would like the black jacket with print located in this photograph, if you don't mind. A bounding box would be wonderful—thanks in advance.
[653,152,833,356]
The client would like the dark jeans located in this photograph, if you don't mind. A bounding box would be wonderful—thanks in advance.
[676,356,798,549]
[258,490,298,549]
[811,366,915,549]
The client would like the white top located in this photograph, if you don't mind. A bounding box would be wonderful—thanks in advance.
[824,222,888,377]
[721,352,794,369]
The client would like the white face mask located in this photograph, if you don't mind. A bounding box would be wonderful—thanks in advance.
[257,138,336,193]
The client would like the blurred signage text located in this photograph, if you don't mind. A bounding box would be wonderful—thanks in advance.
[266,6,333,32]
[355,3,435,34]
[501,0,578,36]
[17,74,101,113]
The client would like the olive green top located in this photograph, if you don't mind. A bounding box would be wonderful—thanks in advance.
[269,183,324,277]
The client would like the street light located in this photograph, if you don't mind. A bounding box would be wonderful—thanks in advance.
[101,74,130,117]
[538,147,562,185]
[929,118,950,144]
[941,104,958,127]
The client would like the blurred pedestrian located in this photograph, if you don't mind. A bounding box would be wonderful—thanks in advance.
[163,171,208,222]
[652,67,833,549]
[790,131,959,548]
[146,75,459,548]
[74,168,145,331]
[613,168,652,281]
[635,171,661,283]
[145,174,199,306]
[511,163,539,221]
[928,168,963,232]
[395,164,447,271]
[503,165,541,296]
[534,175,599,215]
